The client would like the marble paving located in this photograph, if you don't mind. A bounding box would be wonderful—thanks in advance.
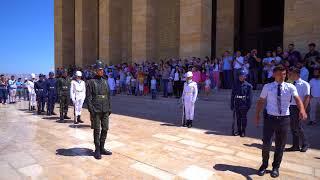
[0,93,320,180]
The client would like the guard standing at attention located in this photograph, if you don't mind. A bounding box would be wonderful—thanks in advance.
[70,71,85,124]
[231,69,252,137]
[56,69,71,122]
[255,66,307,178]
[45,72,57,116]
[86,60,112,159]
[34,74,47,114]
[181,71,198,128]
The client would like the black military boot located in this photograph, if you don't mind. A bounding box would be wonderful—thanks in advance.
[77,115,84,123]
[240,129,245,137]
[93,130,102,159]
[57,112,65,123]
[188,120,192,128]
[64,114,71,119]
[47,110,51,116]
[100,130,112,155]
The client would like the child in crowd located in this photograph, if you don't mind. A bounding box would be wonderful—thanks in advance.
[167,77,173,97]
[212,58,221,90]
[143,78,149,96]
[150,76,157,99]
[126,73,132,95]
[116,77,121,94]
[131,76,136,96]
[108,74,116,96]
[204,75,211,98]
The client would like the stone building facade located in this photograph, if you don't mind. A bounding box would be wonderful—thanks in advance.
[55,0,320,68]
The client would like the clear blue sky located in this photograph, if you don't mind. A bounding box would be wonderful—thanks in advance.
[0,0,53,74]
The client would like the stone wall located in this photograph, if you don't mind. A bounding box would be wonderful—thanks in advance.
[284,0,320,54]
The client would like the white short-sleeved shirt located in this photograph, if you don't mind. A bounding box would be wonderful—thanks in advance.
[309,78,320,97]
[291,78,310,105]
[260,82,298,116]
[234,56,244,69]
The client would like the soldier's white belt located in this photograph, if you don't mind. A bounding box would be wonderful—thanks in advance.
[62,86,68,89]
[235,95,246,99]
[49,87,55,89]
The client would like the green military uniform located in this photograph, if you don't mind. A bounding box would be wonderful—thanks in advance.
[56,71,71,122]
[86,60,112,159]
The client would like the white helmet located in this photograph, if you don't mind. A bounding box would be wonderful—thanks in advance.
[75,71,82,77]
[185,71,193,78]
[31,73,36,79]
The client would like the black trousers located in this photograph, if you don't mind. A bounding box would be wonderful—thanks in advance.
[262,115,290,169]
[235,108,248,132]
[289,105,308,147]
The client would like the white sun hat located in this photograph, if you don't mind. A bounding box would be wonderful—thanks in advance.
[185,71,193,78]
[31,73,36,79]
[75,71,82,77]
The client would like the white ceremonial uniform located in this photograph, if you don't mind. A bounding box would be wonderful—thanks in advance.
[26,80,36,106]
[182,80,198,120]
[70,79,86,116]
[290,78,310,105]
[260,82,298,116]
[8,80,17,103]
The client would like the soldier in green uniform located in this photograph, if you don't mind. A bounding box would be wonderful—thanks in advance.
[86,60,112,159]
[56,69,71,123]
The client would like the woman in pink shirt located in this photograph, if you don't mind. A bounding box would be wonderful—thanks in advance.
[192,67,201,83]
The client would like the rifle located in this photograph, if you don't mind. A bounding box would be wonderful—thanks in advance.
[231,98,238,135]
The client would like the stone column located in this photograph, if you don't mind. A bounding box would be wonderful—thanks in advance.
[179,0,212,58]
[132,0,156,63]
[99,0,111,65]
[284,0,320,53]
[215,0,235,56]
[75,0,99,67]
[54,0,75,68]
[132,0,147,63]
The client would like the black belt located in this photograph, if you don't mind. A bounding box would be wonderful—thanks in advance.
[95,95,107,99]
[268,114,290,119]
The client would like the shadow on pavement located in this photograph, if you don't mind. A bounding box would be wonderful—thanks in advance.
[55,120,74,124]
[56,148,93,157]
[69,124,91,128]
[160,123,181,127]
[42,117,59,120]
[213,164,258,180]
[243,143,275,152]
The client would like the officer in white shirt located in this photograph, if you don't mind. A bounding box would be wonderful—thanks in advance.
[255,66,307,178]
[27,73,37,111]
[308,67,320,125]
[286,67,310,152]
[70,71,85,124]
[8,75,17,104]
[182,71,198,128]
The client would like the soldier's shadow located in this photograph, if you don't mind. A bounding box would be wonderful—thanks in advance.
[42,117,59,120]
[56,148,93,157]
[213,164,257,180]
[69,124,91,128]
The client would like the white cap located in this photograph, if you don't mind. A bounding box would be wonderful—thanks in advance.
[185,71,193,78]
[31,73,36,79]
[75,71,82,77]
[24,78,28,80]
